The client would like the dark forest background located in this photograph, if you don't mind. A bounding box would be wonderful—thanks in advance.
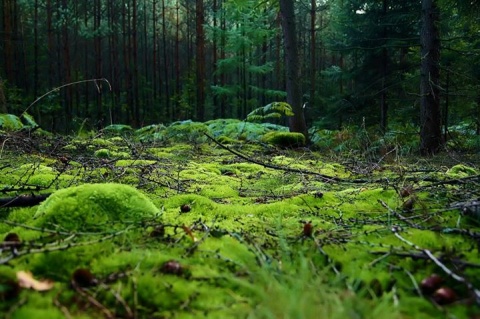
[0,0,479,143]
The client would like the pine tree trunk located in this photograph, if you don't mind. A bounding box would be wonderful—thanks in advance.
[195,0,206,121]
[420,0,442,155]
[380,0,388,134]
[279,0,307,138]
[0,77,7,113]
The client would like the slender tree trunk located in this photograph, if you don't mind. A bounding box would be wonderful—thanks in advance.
[62,0,72,132]
[33,0,39,98]
[279,0,307,138]
[309,0,316,126]
[420,0,442,155]
[380,0,388,133]
[143,0,149,119]
[152,0,158,102]
[108,0,120,123]
[83,0,90,120]
[195,0,206,121]
[3,0,15,84]
[132,0,140,125]
[212,0,219,117]
[161,0,170,120]
[94,0,103,127]
[46,0,54,88]
[175,0,180,111]
[0,77,7,113]
[122,0,132,124]
[219,0,226,117]
[444,67,449,142]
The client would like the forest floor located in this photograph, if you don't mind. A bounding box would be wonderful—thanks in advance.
[0,129,480,319]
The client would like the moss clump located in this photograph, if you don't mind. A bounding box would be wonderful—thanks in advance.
[446,164,478,178]
[262,131,306,148]
[115,160,156,167]
[33,183,159,231]
[94,148,110,158]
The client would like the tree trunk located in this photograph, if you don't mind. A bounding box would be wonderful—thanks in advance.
[310,0,316,120]
[420,0,442,155]
[46,0,54,88]
[195,0,206,121]
[94,0,103,127]
[380,0,388,134]
[0,77,7,113]
[279,0,307,138]
[161,0,170,120]
[3,0,15,84]
[132,0,140,125]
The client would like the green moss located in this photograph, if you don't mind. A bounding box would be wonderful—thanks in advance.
[32,183,159,231]
[2,133,480,318]
[446,164,478,178]
[91,138,113,146]
[115,159,156,167]
[200,184,239,199]
[62,144,77,151]
[262,131,306,148]
[216,135,237,144]
[146,147,175,158]
[18,164,54,174]
[94,148,110,158]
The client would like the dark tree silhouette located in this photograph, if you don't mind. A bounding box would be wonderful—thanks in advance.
[420,0,442,155]
[279,0,307,138]
[195,0,206,121]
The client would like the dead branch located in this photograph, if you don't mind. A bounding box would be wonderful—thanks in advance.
[0,194,50,208]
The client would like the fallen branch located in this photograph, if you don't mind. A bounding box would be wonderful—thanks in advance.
[370,250,480,268]
[204,132,346,183]
[0,194,50,208]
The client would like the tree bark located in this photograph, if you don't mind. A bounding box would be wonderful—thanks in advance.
[380,0,388,134]
[279,0,308,138]
[195,0,206,121]
[161,0,170,120]
[420,0,443,155]
[3,0,14,84]
[0,77,7,113]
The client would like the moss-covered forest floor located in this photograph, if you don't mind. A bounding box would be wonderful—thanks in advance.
[1,129,480,319]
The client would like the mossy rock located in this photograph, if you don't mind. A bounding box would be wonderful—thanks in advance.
[262,131,306,148]
[32,183,159,231]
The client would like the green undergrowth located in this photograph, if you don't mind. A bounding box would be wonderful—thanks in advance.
[0,133,479,318]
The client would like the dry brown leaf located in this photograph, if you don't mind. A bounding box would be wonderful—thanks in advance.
[16,270,54,291]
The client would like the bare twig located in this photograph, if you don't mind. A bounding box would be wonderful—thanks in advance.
[71,281,114,319]
[0,230,127,265]
[22,78,111,116]
[204,132,344,183]
[378,200,423,229]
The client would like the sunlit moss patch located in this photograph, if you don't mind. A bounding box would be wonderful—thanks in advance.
[32,183,159,231]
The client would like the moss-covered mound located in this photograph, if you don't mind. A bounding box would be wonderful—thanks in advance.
[262,131,306,148]
[33,183,159,231]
